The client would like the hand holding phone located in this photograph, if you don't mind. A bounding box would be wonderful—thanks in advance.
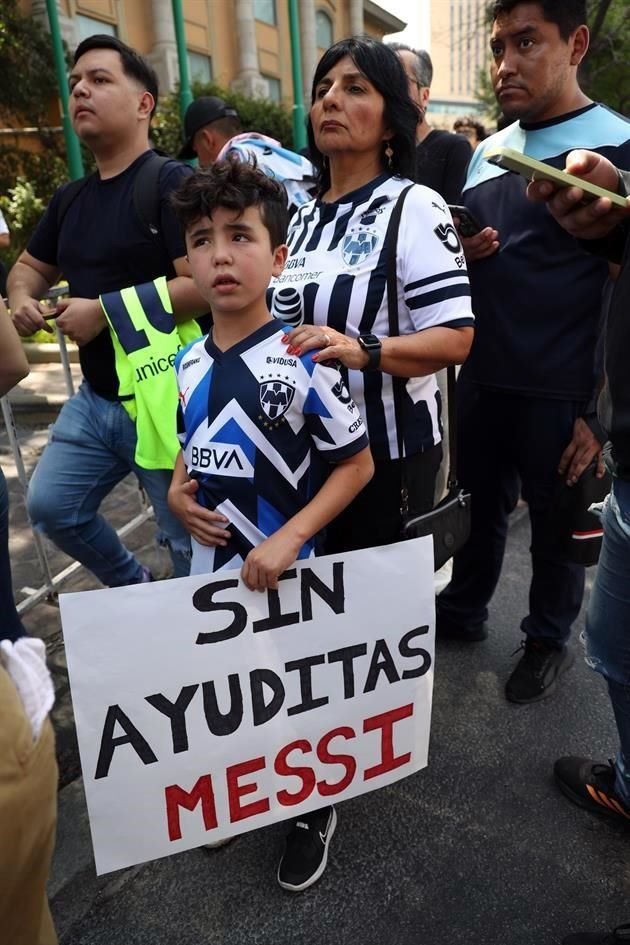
[448,205,483,238]
[485,147,628,208]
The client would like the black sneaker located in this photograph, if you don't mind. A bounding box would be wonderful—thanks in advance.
[554,756,630,823]
[505,637,574,703]
[277,806,337,892]
[435,610,488,642]
[563,924,630,944]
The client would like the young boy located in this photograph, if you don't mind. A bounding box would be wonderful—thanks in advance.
[168,158,373,892]
[168,158,373,589]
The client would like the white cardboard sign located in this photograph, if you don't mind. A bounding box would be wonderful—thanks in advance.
[60,538,435,874]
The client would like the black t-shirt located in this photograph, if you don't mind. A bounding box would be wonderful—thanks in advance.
[28,151,191,400]
[415,130,472,204]
[461,104,630,401]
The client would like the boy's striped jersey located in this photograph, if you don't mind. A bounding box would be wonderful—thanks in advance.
[175,319,368,574]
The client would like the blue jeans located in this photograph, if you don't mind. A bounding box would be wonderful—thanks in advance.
[585,478,630,804]
[0,467,25,641]
[27,382,190,587]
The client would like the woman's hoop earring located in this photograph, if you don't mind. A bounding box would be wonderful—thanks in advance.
[384,142,394,169]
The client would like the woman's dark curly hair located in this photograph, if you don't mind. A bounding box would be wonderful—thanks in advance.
[307,36,419,194]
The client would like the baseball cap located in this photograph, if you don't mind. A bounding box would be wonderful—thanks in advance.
[178,96,240,159]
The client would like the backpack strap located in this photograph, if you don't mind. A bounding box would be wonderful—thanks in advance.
[55,153,177,241]
[132,152,177,238]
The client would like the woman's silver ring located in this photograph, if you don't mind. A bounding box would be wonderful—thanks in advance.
[322,332,331,346]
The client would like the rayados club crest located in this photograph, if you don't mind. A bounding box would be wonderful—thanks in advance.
[259,379,296,420]
[342,227,380,267]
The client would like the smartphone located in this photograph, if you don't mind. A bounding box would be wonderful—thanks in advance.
[485,146,628,208]
[447,205,483,238]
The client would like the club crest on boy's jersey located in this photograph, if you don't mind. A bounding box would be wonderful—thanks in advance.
[341,227,380,268]
[259,379,296,420]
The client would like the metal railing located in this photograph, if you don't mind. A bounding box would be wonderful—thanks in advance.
[2,289,153,614]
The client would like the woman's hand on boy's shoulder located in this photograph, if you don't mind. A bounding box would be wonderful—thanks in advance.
[283,325,370,371]
[167,478,231,547]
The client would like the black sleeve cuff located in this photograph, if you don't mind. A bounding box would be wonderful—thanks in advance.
[582,413,606,447]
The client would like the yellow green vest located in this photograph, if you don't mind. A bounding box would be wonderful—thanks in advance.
[100,277,201,469]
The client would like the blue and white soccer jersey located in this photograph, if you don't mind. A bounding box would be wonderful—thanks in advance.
[175,320,368,574]
[217,132,316,212]
[267,173,474,461]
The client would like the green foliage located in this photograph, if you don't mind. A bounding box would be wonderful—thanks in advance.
[0,154,67,266]
[474,68,502,126]
[152,80,295,157]
[581,0,630,115]
[0,0,70,260]
[0,0,58,125]
[0,178,44,249]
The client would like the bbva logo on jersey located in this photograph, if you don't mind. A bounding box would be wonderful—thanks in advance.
[260,380,296,420]
[342,227,380,267]
[187,442,255,478]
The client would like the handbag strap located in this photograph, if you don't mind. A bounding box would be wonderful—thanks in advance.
[385,189,460,511]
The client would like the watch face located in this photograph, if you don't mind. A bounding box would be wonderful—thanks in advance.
[360,334,380,350]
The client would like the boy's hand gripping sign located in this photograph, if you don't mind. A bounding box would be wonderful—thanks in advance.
[61,538,435,874]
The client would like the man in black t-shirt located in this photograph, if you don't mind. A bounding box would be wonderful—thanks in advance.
[435,0,630,708]
[8,35,207,587]
[390,43,472,203]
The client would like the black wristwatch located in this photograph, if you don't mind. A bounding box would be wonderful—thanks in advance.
[357,333,382,371]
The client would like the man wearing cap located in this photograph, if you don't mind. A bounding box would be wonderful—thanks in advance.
[179,95,315,213]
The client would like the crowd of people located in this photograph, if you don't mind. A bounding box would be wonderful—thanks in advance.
[1,0,630,942]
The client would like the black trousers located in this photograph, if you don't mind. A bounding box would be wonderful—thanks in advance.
[437,378,586,644]
[324,443,443,554]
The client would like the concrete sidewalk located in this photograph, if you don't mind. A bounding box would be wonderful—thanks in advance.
[4,362,629,945]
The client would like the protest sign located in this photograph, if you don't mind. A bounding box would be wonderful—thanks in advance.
[60,538,435,875]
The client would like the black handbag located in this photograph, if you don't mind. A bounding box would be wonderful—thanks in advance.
[551,460,611,566]
[385,187,472,572]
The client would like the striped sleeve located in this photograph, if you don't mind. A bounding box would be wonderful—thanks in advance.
[398,185,474,333]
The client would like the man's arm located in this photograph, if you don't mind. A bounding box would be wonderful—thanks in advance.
[14,253,208,347]
[527,150,630,243]
[165,255,210,322]
[0,296,29,396]
[7,251,60,336]
[241,447,374,592]
[558,417,605,486]
[0,232,9,250]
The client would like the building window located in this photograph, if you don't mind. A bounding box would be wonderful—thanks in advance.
[263,76,282,103]
[77,15,117,41]
[188,52,213,85]
[255,0,277,25]
[316,10,333,49]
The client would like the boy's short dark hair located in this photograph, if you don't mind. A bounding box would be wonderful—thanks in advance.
[73,35,159,117]
[491,0,587,40]
[171,157,289,249]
